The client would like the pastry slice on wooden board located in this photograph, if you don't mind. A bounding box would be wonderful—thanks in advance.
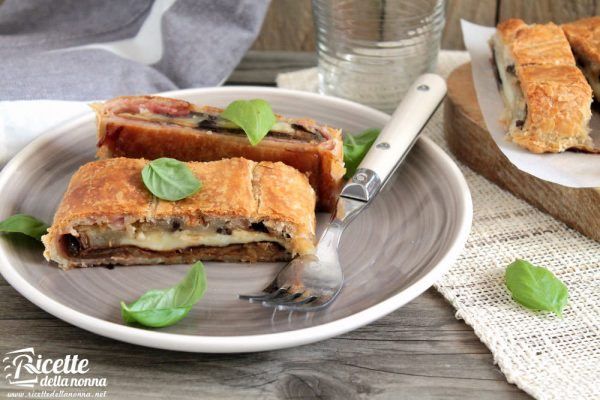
[444,63,600,242]
[490,19,595,153]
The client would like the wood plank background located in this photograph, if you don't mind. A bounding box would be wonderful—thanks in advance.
[252,0,600,51]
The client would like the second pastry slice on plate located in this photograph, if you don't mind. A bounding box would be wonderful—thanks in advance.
[92,96,345,211]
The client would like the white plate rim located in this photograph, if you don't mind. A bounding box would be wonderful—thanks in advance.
[0,86,472,353]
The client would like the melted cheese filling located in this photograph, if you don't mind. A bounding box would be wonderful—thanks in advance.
[84,228,287,252]
[492,37,527,127]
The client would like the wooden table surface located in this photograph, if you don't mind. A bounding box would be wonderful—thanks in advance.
[0,52,531,400]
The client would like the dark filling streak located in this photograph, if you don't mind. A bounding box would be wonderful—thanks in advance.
[574,54,600,92]
[170,219,182,232]
[575,54,587,68]
[216,227,232,235]
[574,54,600,104]
[61,234,81,257]
[192,112,324,143]
[516,104,527,129]
[250,222,269,233]
[490,44,503,90]
[290,123,318,138]
[68,242,288,260]
[198,126,320,142]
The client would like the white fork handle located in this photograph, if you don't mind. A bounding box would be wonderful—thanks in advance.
[340,73,447,202]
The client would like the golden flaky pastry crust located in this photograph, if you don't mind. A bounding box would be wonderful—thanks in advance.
[513,65,593,153]
[47,158,154,229]
[495,18,527,43]
[92,96,345,212]
[497,19,575,66]
[42,157,316,269]
[562,17,600,66]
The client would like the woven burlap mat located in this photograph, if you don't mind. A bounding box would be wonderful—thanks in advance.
[277,50,600,400]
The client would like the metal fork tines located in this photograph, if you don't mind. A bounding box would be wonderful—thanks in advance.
[239,286,322,310]
[238,274,340,312]
[239,197,364,312]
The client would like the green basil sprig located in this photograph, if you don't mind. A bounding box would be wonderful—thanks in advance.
[221,99,276,146]
[505,259,569,317]
[142,158,202,201]
[343,128,381,179]
[0,214,49,240]
[121,261,207,328]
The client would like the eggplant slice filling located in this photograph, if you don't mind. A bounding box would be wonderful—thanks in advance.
[117,111,326,143]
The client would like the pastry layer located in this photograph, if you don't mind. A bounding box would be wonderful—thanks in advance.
[92,96,346,211]
[42,157,316,270]
[512,65,593,152]
[496,19,576,66]
[491,18,594,153]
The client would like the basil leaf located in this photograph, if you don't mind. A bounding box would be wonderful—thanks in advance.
[343,128,380,179]
[505,259,569,316]
[121,261,207,328]
[0,214,49,241]
[142,158,202,201]
[221,99,276,146]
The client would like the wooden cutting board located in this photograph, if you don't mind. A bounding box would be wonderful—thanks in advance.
[444,63,600,242]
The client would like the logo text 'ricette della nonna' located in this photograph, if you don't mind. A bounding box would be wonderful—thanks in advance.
[3,347,107,389]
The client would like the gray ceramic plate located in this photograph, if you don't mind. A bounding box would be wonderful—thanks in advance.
[0,87,472,353]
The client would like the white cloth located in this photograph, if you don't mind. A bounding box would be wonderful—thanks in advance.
[0,0,269,165]
[0,101,90,165]
[277,50,600,400]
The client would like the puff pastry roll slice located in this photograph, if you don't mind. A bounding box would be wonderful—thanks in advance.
[562,17,600,100]
[493,19,576,68]
[92,96,345,212]
[491,19,594,153]
[42,158,316,270]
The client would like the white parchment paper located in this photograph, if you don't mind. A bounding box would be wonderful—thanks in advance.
[461,20,600,188]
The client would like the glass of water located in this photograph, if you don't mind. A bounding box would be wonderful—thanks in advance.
[313,0,445,113]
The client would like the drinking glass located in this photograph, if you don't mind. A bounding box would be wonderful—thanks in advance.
[313,0,445,113]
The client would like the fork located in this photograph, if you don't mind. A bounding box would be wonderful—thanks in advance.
[239,74,447,311]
